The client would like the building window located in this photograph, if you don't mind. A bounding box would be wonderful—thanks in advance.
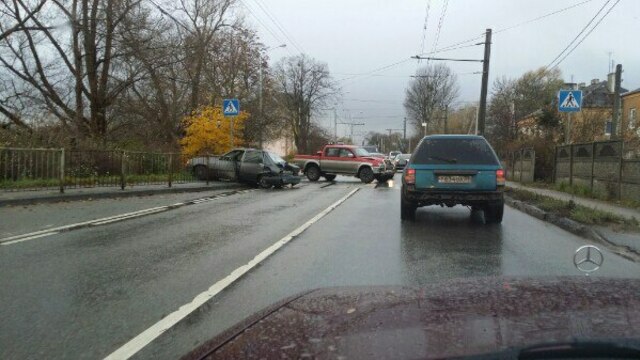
[629,108,637,129]
[605,121,612,136]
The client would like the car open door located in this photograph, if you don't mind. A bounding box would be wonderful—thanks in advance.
[239,150,265,183]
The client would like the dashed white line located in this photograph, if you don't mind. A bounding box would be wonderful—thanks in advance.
[103,187,360,360]
[0,189,258,246]
[1,232,59,245]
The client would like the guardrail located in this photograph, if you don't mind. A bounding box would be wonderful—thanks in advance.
[0,148,210,192]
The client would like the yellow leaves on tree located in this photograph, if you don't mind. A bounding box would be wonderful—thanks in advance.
[180,106,249,157]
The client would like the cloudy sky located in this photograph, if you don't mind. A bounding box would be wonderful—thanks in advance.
[238,0,640,141]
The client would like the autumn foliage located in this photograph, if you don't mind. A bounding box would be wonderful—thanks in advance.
[180,106,248,157]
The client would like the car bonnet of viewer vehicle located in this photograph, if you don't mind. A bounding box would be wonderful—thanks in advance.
[183,246,640,360]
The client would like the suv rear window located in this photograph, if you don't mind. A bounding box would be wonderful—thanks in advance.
[413,138,499,165]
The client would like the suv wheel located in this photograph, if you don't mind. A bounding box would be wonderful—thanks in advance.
[401,197,416,221]
[306,165,321,182]
[484,199,504,224]
[359,167,375,184]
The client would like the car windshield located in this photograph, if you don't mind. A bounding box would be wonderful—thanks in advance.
[2,1,639,359]
[413,138,499,165]
[267,152,286,164]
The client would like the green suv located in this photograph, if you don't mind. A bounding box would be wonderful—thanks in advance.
[400,135,505,223]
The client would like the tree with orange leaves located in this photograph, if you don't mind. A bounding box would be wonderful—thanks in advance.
[180,106,249,157]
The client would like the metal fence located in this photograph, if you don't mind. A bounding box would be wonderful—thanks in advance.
[0,147,205,192]
[553,140,640,200]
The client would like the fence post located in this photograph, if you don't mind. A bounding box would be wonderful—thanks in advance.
[590,142,596,191]
[59,148,65,193]
[206,154,210,186]
[120,150,126,190]
[168,153,173,188]
[519,149,523,182]
[619,141,623,200]
[569,144,574,186]
[553,146,557,184]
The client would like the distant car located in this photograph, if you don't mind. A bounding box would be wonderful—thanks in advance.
[400,135,505,223]
[393,153,411,171]
[362,145,379,153]
[188,149,300,188]
[388,151,401,160]
[367,152,386,159]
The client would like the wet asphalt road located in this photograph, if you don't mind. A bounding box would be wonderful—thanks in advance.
[2,177,640,359]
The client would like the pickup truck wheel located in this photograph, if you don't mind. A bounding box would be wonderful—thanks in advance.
[193,165,208,181]
[258,175,272,189]
[324,174,336,181]
[401,197,416,221]
[306,165,321,182]
[484,199,504,224]
[359,167,375,184]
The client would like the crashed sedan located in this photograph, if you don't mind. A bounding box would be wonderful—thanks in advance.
[188,149,301,188]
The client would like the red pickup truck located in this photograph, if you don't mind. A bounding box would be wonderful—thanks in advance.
[292,144,395,183]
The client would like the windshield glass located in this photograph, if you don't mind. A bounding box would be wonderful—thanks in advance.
[267,152,286,164]
[413,138,499,165]
[354,148,370,156]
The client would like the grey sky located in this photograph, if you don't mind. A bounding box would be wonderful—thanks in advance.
[239,0,640,141]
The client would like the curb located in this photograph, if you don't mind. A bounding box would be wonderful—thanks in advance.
[0,183,244,207]
[505,195,640,262]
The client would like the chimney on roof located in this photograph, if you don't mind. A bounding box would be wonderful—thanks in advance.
[591,78,599,85]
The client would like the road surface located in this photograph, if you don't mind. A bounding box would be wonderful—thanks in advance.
[2,177,639,359]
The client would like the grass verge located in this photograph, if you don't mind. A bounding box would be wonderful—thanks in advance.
[505,187,640,232]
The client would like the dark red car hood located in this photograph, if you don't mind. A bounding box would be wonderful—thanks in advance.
[184,277,640,359]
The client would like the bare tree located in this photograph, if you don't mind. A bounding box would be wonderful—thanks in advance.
[274,54,338,154]
[404,64,458,134]
[0,0,151,144]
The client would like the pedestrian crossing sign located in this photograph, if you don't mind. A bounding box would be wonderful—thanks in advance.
[558,90,582,112]
[223,99,240,116]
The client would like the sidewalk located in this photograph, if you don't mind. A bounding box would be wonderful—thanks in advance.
[507,181,640,221]
[0,181,242,206]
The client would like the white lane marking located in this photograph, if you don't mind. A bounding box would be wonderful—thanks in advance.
[103,187,360,360]
[1,232,59,245]
[0,189,258,245]
[91,208,168,226]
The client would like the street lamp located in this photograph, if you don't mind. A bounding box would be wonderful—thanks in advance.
[258,44,286,148]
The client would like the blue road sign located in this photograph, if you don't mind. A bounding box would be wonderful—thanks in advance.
[558,90,582,112]
[223,99,240,116]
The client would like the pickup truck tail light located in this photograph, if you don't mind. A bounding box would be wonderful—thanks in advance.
[404,168,416,185]
[496,169,506,186]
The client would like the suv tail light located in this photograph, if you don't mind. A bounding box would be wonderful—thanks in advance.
[405,168,416,185]
[496,169,505,186]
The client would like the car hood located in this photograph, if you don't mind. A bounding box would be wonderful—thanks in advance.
[183,277,640,359]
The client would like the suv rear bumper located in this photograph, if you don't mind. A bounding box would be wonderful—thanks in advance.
[403,186,504,207]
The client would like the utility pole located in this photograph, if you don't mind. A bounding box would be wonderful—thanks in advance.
[386,128,402,152]
[443,105,449,134]
[333,108,338,141]
[477,28,492,136]
[611,63,622,139]
[258,64,263,148]
[338,122,365,143]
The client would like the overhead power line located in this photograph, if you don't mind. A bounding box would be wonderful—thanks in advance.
[546,0,612,69]
[252,0,306,54]
[238,0,294,55]
[549,0,621,69]
[429,0,450,62]
[418,0,432,64]
[495,0,595,34]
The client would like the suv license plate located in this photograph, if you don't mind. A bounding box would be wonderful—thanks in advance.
[438,175,471,184]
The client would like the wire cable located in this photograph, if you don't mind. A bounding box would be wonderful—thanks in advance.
[546,0,612,69]
[252,0,305,54]
[418,0,432,64]
[550,0,620,69]
[495,0,595,34]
